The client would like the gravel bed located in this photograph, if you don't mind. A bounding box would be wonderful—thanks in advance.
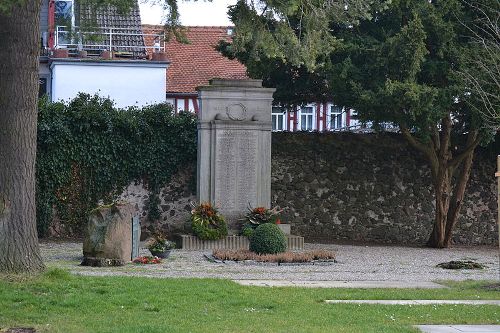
[39,241,499,282]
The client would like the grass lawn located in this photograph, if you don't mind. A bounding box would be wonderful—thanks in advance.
[0,269,499,333]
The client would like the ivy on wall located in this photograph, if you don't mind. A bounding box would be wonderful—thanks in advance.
[36,94,197,236]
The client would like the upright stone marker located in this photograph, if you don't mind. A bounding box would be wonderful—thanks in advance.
[82,203,136,267]
[197,79,275,227]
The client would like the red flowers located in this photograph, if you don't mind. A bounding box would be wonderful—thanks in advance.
[245,205,283,226]
[253,207,267,215]
[133,256,162,264]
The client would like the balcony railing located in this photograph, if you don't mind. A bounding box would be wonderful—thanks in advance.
[329,123,400,133]
[54,26,165,58]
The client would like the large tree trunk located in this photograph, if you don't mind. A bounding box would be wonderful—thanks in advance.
[402,118,480,248]
[425,152,475,248]
[427,170,452,248]
[0,1,45,273]
[442,151,475,247]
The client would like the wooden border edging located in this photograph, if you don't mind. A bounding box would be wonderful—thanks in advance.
[181,235,304,250]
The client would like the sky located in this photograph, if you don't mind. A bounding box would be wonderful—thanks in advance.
[139,0,237,26]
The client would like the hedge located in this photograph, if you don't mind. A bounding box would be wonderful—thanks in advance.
[36,94,197,236]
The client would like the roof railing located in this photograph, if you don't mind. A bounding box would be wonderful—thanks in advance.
[54,25,165,56]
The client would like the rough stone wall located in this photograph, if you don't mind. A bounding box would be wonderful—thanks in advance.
[120,167,196,239]
[271,133,498,245]
[124,133,498,245]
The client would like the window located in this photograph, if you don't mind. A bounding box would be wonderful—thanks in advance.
[330,105,343,130]
[300,106,314,131]
[349,109,359,127]
[39,77,48,98]
[38,76,51,99]
[55,1,74,46]
[272,107,285,131]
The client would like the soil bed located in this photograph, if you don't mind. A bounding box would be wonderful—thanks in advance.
[205,254,336,266]
[437,260,486,269]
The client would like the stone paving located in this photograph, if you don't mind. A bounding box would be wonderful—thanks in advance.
[40,241,499,282]
[416,325,500,333]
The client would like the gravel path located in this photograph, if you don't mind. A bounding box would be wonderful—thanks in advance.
[40,241,499,282]
[40,242,499,281]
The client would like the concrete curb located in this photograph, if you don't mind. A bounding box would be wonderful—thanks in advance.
[416,325,500,332]
[325,300,500,305]
[233,280,447,289]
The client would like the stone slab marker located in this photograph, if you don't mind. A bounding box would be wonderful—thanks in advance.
[197,79,275,226]
[82,203,136,266]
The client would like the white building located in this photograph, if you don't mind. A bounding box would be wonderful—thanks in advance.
[39,0,168,108]
[272,104,360,132]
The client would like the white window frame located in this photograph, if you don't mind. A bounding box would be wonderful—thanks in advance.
[329,105,344,130]
[298,105,315,131]
[272,107,286,131]
[349,109,359,128]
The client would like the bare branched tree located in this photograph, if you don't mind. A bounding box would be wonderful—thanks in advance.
[461,1,500,130]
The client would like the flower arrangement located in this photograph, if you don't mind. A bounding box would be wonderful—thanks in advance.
[241,205,283,237]
[190,202,228,240]
[145,231,175,258]
[133,256,162,264]
[244,205,283,226]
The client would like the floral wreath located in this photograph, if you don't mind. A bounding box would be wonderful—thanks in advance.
[190,202,228,240]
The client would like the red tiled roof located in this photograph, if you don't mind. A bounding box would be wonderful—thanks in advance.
[142,25,248,94]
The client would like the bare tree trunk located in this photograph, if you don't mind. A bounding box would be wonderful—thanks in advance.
[0,1,45,273]
[443,149,475,247]
[426,142,478,247]
[402,118,480,248]
[427,169,452,248]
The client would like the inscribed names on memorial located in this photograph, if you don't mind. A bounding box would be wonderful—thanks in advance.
[214,129,258,212]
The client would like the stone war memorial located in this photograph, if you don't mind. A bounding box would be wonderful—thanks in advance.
[196,79,275,226]
[187,79,304,250]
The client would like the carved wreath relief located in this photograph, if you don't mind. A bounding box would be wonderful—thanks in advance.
[226,103,248,121]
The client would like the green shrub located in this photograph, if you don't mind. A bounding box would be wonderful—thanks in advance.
[36,94,197,236]
[191,203,228,240]
[241,224,255,237]
[249,223,287,254]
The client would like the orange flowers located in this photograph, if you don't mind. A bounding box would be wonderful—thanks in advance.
[192,202,219,220]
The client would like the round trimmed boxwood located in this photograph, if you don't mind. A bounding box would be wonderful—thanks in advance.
[249,223,287,254]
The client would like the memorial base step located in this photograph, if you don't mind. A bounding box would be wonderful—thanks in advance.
[181,235,304,251]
